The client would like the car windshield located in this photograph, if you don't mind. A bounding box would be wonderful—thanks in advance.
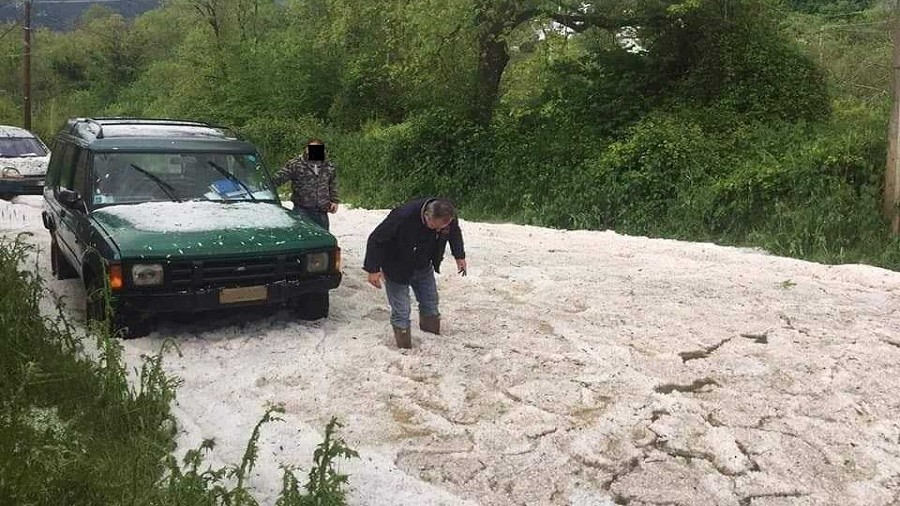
[0,137,48,157]
[90,152,276,206]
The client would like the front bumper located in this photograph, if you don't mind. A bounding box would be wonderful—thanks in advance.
[0,176,44,195]
[114,274,342,315]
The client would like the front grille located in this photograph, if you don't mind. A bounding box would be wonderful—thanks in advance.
[167,254,308,290]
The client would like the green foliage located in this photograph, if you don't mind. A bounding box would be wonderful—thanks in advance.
[565,109,724,235]
[158,410,360,506]
[328,122,411,207]
[538,49,657,138]
[786,0,874,15]
[1,0,896,270]
[240,115,335,170]
[328,53,404,130]
[706,99,895,264]
[303,417,360,505]
[336,108,491,208]
[787,8,890,103]
[0,235,178,505]
[0,237,358,504]
[0,95,18,126]
[474,110,603,226]
[648,0,831,122]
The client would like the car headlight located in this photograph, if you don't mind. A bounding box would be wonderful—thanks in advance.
[306,252,329,274]
[132,263,164,286]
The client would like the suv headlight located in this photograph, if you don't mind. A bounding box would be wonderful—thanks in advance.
[306,252,329,274]
[132,263,164,286]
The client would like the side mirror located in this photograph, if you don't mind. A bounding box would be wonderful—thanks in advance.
[58,188,81,208]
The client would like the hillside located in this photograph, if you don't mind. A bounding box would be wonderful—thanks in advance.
[0,0,160,30]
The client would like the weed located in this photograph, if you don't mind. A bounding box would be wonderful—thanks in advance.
[305,417,360,505]
[0,236,358,505]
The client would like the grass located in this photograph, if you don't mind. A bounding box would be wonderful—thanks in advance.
[0,234,357,505]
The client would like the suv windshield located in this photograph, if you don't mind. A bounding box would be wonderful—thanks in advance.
[0,137,48,157]
[91,152,276,206]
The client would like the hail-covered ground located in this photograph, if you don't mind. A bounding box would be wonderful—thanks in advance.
[2,195,899,506]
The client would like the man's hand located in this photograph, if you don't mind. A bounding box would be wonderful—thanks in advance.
[367,271,383,288]
[456,258,467,276]
[328,202,339,213]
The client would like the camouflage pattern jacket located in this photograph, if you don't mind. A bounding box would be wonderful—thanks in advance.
[272,156,339,211]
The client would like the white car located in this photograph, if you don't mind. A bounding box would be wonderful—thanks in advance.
[0,125,51,197]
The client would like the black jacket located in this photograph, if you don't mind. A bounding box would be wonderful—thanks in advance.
[363,198,465,284]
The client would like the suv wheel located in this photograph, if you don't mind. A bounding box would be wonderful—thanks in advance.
[84,276,150,339]
[117,317,151,340]
[50,236,78,280]
[293,292,329,320]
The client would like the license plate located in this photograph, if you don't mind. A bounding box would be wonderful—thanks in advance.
[219,285,268,304]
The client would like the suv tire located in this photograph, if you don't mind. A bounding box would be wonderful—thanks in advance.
[294,292,329,320]
[84,275,150,339]
[50,236,78,280]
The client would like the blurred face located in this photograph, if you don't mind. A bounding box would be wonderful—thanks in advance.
[425,214,452,230]
[305,141,321,155]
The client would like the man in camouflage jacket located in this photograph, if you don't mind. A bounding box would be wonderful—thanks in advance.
[272,139,339,230]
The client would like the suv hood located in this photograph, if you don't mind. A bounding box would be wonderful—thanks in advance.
[0,155,50,176]
[91,201,335,259]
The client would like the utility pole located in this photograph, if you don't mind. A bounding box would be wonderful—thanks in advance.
[23,0,32,131]
[887,2,900,234]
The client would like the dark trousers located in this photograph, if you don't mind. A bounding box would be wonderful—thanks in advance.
[296,207,329,230]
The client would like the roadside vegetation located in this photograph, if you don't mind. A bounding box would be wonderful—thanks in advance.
[0,235,357,505]
[1,0,897,269]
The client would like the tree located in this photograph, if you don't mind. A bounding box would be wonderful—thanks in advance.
[467,0,662,125]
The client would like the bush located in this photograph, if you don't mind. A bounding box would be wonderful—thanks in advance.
[335,109,491,208]
[561,110,724,235]
[0,96,19,126]
[650,0,831,123]
[0,235,178,505]
[706,100,898,266]
[239,115,336,170]
[0,236,359,504]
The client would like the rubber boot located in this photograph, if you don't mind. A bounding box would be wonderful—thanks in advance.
[419,314,440,335]
[393,325,412,349]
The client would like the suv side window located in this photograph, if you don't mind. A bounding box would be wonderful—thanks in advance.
[72,149,89,197]
[56,143,77,191]
[46,140,66,187]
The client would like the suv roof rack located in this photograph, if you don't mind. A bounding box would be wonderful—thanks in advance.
[67,117,239,141]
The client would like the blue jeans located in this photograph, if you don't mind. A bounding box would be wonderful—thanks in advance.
[384,267,440,329]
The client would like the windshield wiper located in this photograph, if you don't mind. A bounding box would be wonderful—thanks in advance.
[207,161,256,201]
[127,163,182,202]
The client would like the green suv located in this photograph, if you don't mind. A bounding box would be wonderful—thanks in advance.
[42,118,342,337]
